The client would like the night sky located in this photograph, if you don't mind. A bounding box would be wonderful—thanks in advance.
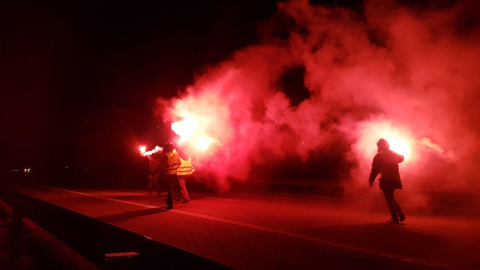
[1,0,363,185]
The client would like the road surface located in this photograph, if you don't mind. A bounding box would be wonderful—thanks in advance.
[11,186,480,269]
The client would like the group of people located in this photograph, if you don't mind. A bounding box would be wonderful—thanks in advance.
[145,139,405,222]
[145,142,190,209]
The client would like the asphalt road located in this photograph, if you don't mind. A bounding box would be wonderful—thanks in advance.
[14,186,480,269]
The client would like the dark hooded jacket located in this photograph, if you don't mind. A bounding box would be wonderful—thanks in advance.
[369,149,404,190]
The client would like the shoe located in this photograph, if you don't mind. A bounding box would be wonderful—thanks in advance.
[399,214,405,222]
[164,198,173,208]
[388,218,400,225]
[181,200,190,204]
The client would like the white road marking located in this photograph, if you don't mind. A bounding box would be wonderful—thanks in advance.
[171,210,451,269]
[51,187,454,269]
[203,197,238,202]
[50,187,158,209]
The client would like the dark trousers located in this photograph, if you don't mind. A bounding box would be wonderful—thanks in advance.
[382,189,403,221]
[148,173,161,194]
[163,174,178,207]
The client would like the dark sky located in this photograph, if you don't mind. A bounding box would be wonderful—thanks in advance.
[0,0,362,179]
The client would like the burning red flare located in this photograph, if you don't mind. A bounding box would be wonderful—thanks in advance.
[356,120,415,164]
[139,146,162,156]
[171,113,216,152]
[171,114,198,141]
[383,135,411,160]
[196,137,212,151]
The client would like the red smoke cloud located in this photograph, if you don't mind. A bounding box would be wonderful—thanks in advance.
[157,0,480,194]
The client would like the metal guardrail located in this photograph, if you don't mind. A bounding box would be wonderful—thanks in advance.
[1,197,99,269]
[0,188,228,270]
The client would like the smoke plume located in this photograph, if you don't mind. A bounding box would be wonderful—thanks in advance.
[156,0,480,195]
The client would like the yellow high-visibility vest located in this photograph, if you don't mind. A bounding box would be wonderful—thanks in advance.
[177,157,195,176]
[163,150,179,175]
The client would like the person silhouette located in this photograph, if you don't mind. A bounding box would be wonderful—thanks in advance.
[368,138,405,224]
[146,154,162,195]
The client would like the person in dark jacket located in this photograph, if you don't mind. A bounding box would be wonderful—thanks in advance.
[146,154,162,195]
[369,138,406,224]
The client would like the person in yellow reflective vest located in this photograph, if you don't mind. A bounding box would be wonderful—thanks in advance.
[154,142,180,209]
[177,157,195,203]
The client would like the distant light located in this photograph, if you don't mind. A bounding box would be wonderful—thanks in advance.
[139,146,146,153]
[65,167,69,169]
